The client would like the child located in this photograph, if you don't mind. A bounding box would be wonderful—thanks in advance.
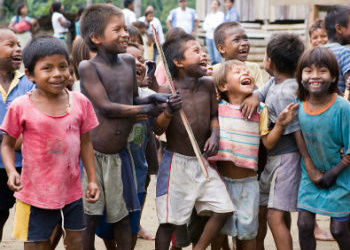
[213,21,264,88]
[0,36,100,249]
[309,20,328,48]
[324,5,350,94]
[296,46,350,250]
[78,4,170,250]
[241,33,305,250]
[51,1,71,43]
[0,28,34,242]
[209,59,298,250]
[153,32,234,250]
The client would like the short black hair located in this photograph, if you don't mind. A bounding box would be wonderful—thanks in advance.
[266,33,304,76]
[225,0,235,3]
[296,47,340,101]
[22,36,69,75]
[163,33,195,79]
[80,4,123,52]
[325,5,350,39]
[214,21,240,49]
[124,0,134,8]
[51,1,62,12]
[128,25,143,45]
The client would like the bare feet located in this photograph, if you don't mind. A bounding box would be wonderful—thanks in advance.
[314,223,334,241]
[138,227,155,240]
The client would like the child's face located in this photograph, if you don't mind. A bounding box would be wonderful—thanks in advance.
[337,15,350,44]
[180,40,208,77]
[224,0,233,10]
[27,54,70,95]
[67,63,75,90]
[310,28,328,48]
[218,27,250,62]
[126,46,146,86]
[221,64,254,97]
[301,64,335,95]
[0,31,22,72]
[98,15,129,54]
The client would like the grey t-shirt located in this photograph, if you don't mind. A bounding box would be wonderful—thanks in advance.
[256,78,300,156]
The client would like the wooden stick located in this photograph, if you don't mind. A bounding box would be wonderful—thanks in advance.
[151,25,210,181]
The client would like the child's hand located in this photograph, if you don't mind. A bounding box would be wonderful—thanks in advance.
[203,135,219,158]
[240,93,260,119]
[85,182,100,203]
[166,93,182,115]
[7,171,23,192]
[304,157,323,186]
[144,103,164,117]
[150,93,171,104]
[276,103,299,127]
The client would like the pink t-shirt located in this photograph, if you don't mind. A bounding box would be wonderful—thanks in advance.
[0,91,98,209]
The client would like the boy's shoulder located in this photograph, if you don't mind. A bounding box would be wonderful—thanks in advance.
[324,43,350,55]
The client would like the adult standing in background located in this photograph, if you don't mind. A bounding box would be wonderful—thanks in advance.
[8,4,38,48]
[123,0,137,26]
[203,0,224,64]
[224,0,240,22]
[139,6,165,61]
[166,0,198,35]
[51,1,71,44]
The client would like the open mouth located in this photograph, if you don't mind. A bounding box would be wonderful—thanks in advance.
[136,69,143,77]
[199,60,207,68]
[11,55,22,63]
[241,78,252,86]
[309,81,321,87]
[238,48,249,57]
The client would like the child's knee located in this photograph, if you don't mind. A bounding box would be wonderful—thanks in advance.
[297,217,313,234]
[330,221,348,239]
[64,231,83,248]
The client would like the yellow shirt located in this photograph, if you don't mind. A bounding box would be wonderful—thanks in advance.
[0,71,24,103]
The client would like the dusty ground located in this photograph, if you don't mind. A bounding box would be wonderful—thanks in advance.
[0,176,339,250]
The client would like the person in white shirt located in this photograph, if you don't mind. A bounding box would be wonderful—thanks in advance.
[203,0,224,64]
[166,0,198,35]
[51,1,70,44]
[123,0,137,26]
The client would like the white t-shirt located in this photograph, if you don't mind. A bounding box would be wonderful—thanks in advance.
[203,11,224,39]
[167,7,197,34]
[51,12,68,35]
[123,8,136,26]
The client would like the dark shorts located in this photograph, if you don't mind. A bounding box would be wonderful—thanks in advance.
[0,168,21,210]
[13,199,85,242]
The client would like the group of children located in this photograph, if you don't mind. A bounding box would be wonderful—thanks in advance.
[0,2,349,250]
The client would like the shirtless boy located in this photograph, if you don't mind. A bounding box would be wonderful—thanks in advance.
[78,4,170,250]
[153,32,234,250]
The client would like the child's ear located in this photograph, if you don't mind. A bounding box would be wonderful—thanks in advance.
[335,23,346,36]
[173,58,184,69]
[90,34,102,45]
[25,68,34,82]
[217,84,227,93]
[217,44,225,55]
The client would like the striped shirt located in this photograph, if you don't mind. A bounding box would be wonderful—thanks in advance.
[324,43,350,93]
[209,100,269,171]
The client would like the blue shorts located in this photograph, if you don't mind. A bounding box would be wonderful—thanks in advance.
[13,199,85,242]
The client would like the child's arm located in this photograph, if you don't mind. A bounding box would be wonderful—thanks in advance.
[153,93,182,135]
[1,134,22,191]
[79,60,164,118]
[240,93,260,119]
[294,130,323,185]
[261,103,299,149]
[80,132,100,203]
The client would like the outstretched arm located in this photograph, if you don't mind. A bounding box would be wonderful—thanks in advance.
[1,134,22,192]
[240,93,260,119]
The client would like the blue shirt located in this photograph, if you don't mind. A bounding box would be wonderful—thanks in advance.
[224,6,240,22]
[0,72,34,169]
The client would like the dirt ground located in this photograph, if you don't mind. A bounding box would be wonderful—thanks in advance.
[0,176,339,250]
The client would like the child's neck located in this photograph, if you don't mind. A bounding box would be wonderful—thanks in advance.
[175,73,199,90]
[328,36,346,45]
[0,70,15,89]
[273,71,293,84]
[227,93,248,106]
[307,92,333,109]
[95,49,119,65]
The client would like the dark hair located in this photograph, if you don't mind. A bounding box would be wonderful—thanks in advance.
[80,4,123,52]
[165,27,186,41]
[124,0,134,8]
[325,5,350,39]
[266,33,304,76]
[145,10,154,17]
[16,4,26,16]
[214,21,240,49]
[225,0,234,3]
[72,37,91,80]
[51,1,62,13]
[22,36,69,75]
[213,0,221,6]
[296,47,340,101]
[128,25,143,45]
[163,33,195,79]
[132,21,146,30]
[309,19,326,37]
[76,6,85,21]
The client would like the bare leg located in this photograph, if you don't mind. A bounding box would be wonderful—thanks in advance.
[155,223,175,250]
[236,239,255,250]
[24,241,51,250]
[131,234,137,250]
[50,224,63,250]
[102,239,117,250]
[210,234,226,250]
[330,218,350,250]
[256,206,267,250]
[82,214,101,250]
[114,216,132,250]
[297,210,316,250]
[0,209,10,242]
[194,212,232,250]
[314,221,334,241]
[64,230,83,250]
[267,209,292,250]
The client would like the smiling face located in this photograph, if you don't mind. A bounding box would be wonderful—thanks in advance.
[180,40,208,78]
[96,15,129,54]
[27,54,70,96]
[301,64,335,96]
[310,28,328,48]
[126,45,146,86]
[221,64,254,98]
[218,27,250,62]
[0,30,22,72]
